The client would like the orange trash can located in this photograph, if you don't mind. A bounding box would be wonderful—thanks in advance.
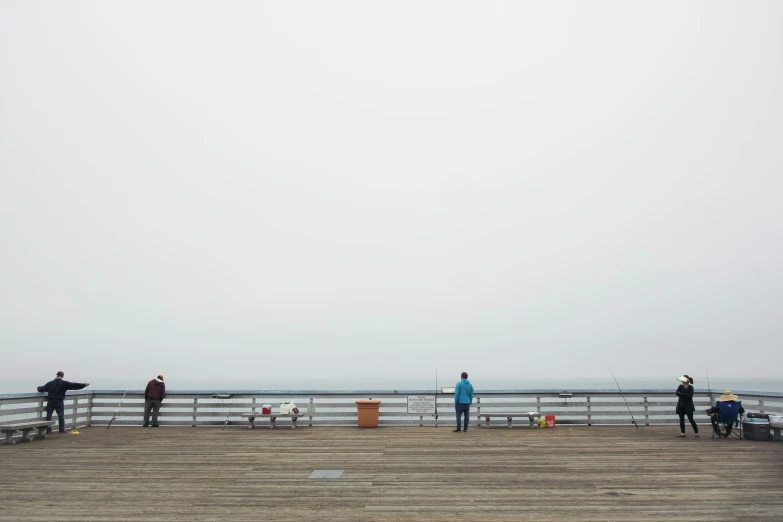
[545,415,556,428]
[356,400,382,428]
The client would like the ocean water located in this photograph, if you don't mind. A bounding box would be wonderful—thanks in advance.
[2,376,782,395]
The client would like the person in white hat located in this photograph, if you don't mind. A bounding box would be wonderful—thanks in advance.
[675,375,699,438]
[707,390,745,437]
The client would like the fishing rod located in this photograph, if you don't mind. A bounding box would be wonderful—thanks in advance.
[607,367,638,429]
[107,377,134,430]
[221,388,239,430]
[706,367,712,406]
[434,366,438,428]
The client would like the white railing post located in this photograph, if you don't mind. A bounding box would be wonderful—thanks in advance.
[759,400,765,415]
[192,398,198,427]
[86,394,93,427]
[71,398,79,430]
[309,397,314,427]
[586,396,591,426]
[644,397,649,426]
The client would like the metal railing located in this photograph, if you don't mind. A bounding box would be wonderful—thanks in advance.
[1,389,781,430]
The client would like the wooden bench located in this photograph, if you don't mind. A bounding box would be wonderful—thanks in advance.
[241,412,304,429]
[1,421,56,444]
[479,412,541,428]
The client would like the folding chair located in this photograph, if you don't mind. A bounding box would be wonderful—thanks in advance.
[708,401,743,439]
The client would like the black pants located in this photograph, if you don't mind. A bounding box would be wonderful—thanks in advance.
[679,411,698,433]
[46,399,65,433]
[144,400,162,426]
[455,403,470,431]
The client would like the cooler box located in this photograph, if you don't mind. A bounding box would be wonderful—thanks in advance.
[742,419,771,441]
[261,405,272,414]
[769,416,783,441]
[545,415,556,428]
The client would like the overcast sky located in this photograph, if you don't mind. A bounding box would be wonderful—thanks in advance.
[1,1,781,388]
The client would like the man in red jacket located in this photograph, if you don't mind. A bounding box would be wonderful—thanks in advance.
[143,375,166,427]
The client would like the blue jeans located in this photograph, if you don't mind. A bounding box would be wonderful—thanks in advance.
[455,403,470,431]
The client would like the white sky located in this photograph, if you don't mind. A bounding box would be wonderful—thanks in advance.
[1,1,781,387]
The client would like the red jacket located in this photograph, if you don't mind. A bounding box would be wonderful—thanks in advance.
[145,379,166,401]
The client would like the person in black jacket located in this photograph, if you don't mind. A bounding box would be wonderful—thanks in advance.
[37,371,90,433]
[675,375,698,438]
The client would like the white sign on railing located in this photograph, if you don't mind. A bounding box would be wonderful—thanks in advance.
[407,395,436,414]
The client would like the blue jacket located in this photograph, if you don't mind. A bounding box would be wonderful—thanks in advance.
[37,378,87,400]
[454,379,474,404]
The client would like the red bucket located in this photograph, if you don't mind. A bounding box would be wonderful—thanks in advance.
[545,415,556,428]
[261,405,272,414]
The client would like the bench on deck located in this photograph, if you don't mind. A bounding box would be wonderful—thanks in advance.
[241,412,304,429]
[479,412,541,428]
[1,421,56,444]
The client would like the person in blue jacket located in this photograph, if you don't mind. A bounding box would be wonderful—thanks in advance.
[37,371,90,433]
[453,372,474,432]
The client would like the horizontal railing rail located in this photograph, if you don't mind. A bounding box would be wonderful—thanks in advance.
[1,390,781,430]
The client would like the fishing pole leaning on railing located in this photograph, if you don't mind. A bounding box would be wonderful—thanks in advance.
[218,388,240,430]
[107,377,134,430]
[608,367,639,429]
[434,366,439,428]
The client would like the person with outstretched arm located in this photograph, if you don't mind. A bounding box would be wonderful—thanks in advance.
[453,372,474,433]
[143,375,166,427]
[37,371,90,433]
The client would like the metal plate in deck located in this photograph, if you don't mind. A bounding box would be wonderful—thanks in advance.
[309,469,343,479]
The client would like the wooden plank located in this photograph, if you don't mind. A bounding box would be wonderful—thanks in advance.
[0,397,54,406]
[23,418,695,427]
[0,426,781,520]
[0,420,54,431]
[0,396,88,406]
[90,401,259,409]
[240,413,303,418]
[0,406,47,416]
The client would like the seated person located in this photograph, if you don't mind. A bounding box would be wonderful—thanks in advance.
[706,390,744,437]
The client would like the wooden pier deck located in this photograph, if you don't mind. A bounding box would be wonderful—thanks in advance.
[1,426,781,521]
